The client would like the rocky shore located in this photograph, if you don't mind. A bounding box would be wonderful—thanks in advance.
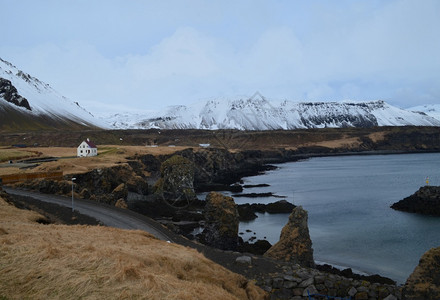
[255,263,401,300]
[391,186,440,216]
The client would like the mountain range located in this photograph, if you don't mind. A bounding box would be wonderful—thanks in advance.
[1,57,439,132]
[107,92,440,130]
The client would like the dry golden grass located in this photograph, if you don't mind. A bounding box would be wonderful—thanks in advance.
[368,131,387,143]
[0,147,40,163]
[24,145,190,158]
[0,145,192,177]
[0,195,266,300]
[313,136,362,149]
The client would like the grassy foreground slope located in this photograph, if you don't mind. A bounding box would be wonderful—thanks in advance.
[0,194,266,300]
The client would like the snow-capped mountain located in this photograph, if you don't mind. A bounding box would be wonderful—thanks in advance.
[3,56,438,132]
[99,112,156,129]
[0,57,106,130]
[409,104,440,121]
[110,92,440,130]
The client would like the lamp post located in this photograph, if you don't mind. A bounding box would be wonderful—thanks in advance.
[71,177,76,212]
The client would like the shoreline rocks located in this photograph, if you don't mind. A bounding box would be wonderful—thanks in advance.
[256,263,401,300]
[391,186,440,216]
[316,264,396,286]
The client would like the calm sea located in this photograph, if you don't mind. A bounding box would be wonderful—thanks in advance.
[208,153,440,284]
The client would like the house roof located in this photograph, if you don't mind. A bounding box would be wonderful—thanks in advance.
[84,140,97,148]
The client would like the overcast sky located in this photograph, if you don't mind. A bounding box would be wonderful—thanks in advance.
[1,0,439,114]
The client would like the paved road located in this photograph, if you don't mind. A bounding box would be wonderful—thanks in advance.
[3,187,174,242]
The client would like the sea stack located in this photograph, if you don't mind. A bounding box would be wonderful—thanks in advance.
[200,192,240,251]
[264,206,315,268]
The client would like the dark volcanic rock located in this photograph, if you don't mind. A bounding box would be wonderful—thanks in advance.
[136,154,161,176]
[200,192,239,251]
[391,186,440,216]
[237,204,258,221]
[153,155,196,206]
[11,164,149,206]
[171,148,278,191]
[238,200,295,221]
[403,247,440,300]
[243,184,270,188]
[316,264,396,285]
[264,206,315,268]
[73,165,148,204]
[239,239,272,255]
[232,192,284,198]
[265,200,295,213]
[0,77,31,110]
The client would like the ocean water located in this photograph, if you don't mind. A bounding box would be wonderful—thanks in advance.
[209,153,440,284]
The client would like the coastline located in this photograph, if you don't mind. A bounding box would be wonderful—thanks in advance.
[228,151,440,286]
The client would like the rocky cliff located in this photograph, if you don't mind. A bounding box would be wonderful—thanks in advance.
[391,186,440,216]
[12,163,149,206]
[165,148,278,191]
[153,155,196,207]
[264,206,315,268]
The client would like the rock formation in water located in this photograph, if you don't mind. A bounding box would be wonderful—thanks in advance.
[264,206,315,268]
[391,186,440,216]
[238,200,296,221]
[402,246,440,300]
[200,192,239,251]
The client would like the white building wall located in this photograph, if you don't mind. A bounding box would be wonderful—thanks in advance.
[77,141,97,157]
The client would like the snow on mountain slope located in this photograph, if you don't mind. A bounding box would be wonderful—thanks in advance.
[0,58,107,129]
[117,93,440,130]
[409,104,440,121]
[98,112,154,129]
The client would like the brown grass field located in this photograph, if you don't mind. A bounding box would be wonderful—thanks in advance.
[0,127,390,178]
[0,194,266,299]
[1,126,439,178]
[0,145,190,177]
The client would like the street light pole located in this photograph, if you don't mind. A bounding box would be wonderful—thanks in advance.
[71,177,76,212]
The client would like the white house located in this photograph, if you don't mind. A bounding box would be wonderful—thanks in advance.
[77,138,98,157]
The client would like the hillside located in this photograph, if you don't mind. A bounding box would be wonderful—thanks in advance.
[0,192,265,299]
[0,58,106,132]
[1,126,439,153]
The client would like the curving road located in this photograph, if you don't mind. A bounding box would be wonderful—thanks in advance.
[3,187,175,242]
